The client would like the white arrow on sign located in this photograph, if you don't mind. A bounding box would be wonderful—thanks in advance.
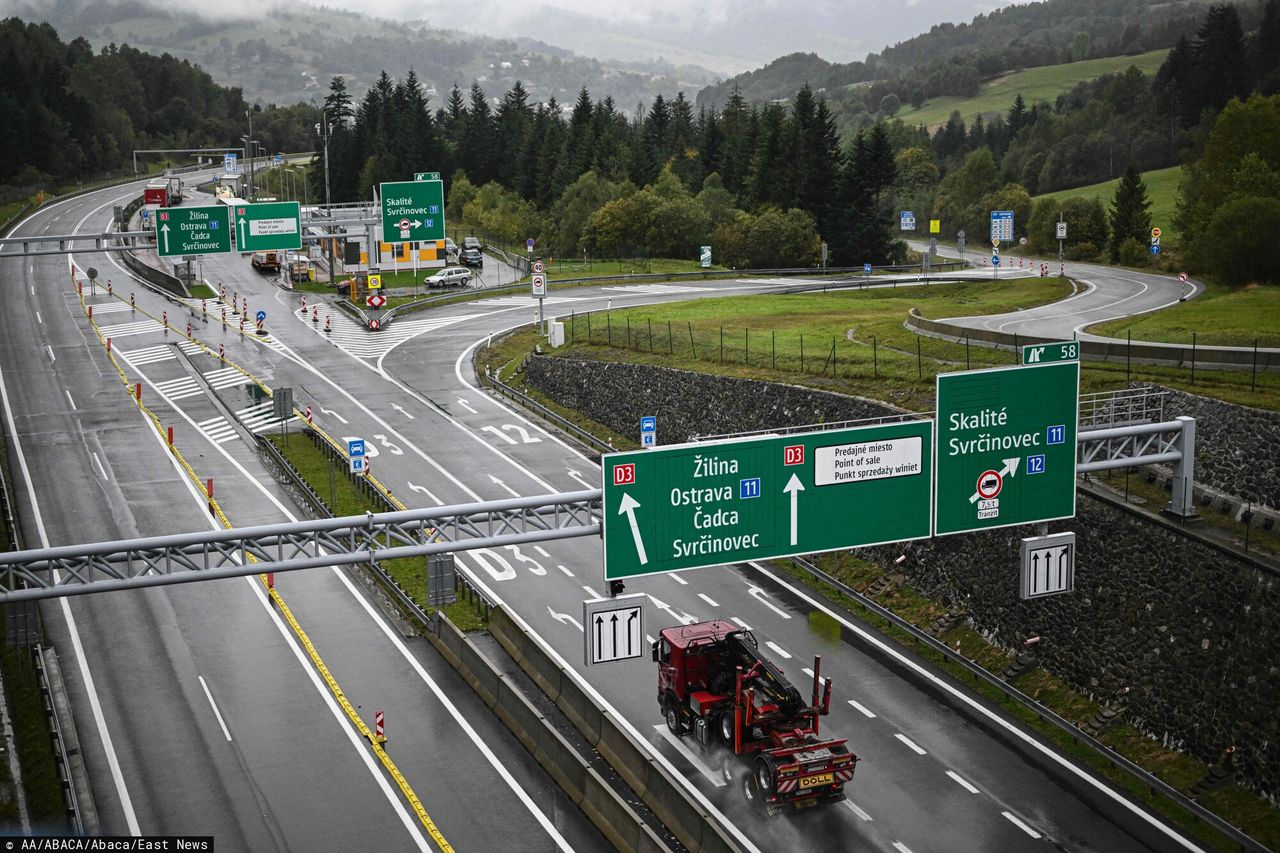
[618,493,648,565]
[783,473,805,546]
[969,456,1021,503]
[160,223,171,253]
[411,219,422,228]
[237,215,246,245]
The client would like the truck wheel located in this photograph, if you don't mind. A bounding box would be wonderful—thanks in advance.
[664,696,684,736]
[718,711,736,746]
[753,756,776,794]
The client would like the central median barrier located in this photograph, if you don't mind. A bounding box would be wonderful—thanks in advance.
[488,606,743,853]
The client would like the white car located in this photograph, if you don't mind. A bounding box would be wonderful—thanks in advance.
[425,266,473,288]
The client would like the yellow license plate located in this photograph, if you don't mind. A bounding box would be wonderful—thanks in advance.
[799,772,834,789]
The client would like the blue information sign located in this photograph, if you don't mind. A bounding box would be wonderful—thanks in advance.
[863,263,872,274]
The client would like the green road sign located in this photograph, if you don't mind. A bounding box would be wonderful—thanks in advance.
[233,201,301,252]
[934,361,1079,537]
[414,171,441,181]
[1021,340,1080,365]
[155,205,232,257]
[602,421,933,580]
[380,180,445,243]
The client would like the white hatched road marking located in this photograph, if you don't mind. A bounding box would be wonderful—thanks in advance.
[152,376,202,400]
[121,345,175,366]
[98,319,164,338]
[1002,811,1042,839]
[196,416,239,444]
[237,401,297,434]
[947,770,979,794]
[302,309,486,360]
[848,699,877,718]
[88,302,134,314]
[892,842,914,853]
[203,367,251,391]
[895,733,927,755]
[178,341,205,357]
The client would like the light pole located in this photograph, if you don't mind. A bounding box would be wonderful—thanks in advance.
[316,111,335,282]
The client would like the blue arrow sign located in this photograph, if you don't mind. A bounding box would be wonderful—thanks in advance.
[255,310,266,323]
[1150,244,1161,255]
[992,255,1001,266]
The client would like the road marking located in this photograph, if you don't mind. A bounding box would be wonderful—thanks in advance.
[488,474,520,497]
[406,481,443,505]
[319,406,348,424]
[557,564,574,577]
[893,842,914,853]
[582,585,601,600]
[547,606,583,632]
[36,311,42,324]
[64,390,76,410]
[653,725,727,787]
[895,733,927,755]
[697,593,719,607]
[1002,811,1042,839]
[646,634,654,645]
[91,452,108,480]
[198,676,232,742]
[746,580,792,619]
[765,641,791,659]
[848,699,877,718]
[842,800,872,821]
[668,573,688,585]
[533,545,550,558]
[457,398,478,414]
[947,770,979,793]
[730,617,753,630]
[45,345,54,363]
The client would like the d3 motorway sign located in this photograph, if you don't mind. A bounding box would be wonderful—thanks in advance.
[934,360,1079,536]
[602,421,933,580]
[156,206,231,257]
[235,201,301,252]
[380,179,445,243]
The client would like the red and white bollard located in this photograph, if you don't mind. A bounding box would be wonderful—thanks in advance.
[106,338,112,354]
[76,280,82,296]
[374,709,386,744]
[239,316,245,332]
[220,286,226,302]
[88,305,93,321]
[301,296,307,311]
[219,343,225,362]
[167,426,174,446]
[222,307,227,325]
[130,292,136,311]
[201,300,207,318]
[305,405,312,424]
[311,306,319,323]
[266,572,274,589]
[186,322,192,338]
[325,315,331,334]
[256,319,264,334]
[242,298,248,316]
[135,382,142,403]
[206,478,214,516]
[106,280,113,296]
[162,311,168,329]
[232,291,238,312]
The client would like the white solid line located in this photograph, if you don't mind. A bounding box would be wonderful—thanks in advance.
[0,324,141,834]
[36,311,42,324]
[64,390,76,411]
[842,800,872,821]
[893,842,914,853]
[895,733,927,755]
[765,641,792,659]
[669,573,688,585]
[557,564,574,577]
[198,676,232,742]
[848,699,877,719]
[730,617,752,630]
[45,345,55,363]
[697,593,719,607]
[1002,811,1042,839]
[947,770,979,793]
[743,563,1205,852]
[653,725,727,787]
[91,452,108,480]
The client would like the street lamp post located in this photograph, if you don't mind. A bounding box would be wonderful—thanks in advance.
[316,110,335,282]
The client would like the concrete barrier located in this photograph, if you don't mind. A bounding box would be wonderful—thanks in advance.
[423,613,668,852]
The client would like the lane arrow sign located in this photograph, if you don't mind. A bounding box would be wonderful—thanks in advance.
[618,493,648,565]
[160,223,171,253]
[237,215,246,245]
[783,473,805,546]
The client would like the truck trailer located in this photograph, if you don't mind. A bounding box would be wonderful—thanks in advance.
[654,620,857,815]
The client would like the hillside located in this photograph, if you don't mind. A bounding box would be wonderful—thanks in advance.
[896,48,1170,130]
[6,1,716,111]
[1034,165,1183,241]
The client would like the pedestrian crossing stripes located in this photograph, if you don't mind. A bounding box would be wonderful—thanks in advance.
[98,319,164,338]
[302,309,483,360]
[237,401,297,434]
[196,415,239,444]
[203,367,252,391]
[601,284,706,294]
[467,296,590,307]
[121,345,175,366]
[178,341,204,357]
[152,376,201,400]
[86,301,135,314]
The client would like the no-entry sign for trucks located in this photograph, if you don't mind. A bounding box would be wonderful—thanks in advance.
[156,205,232,257]
[934,361,1079,536]
[235,201,301,252]
[380,179,445,243]
[601,421,933,581]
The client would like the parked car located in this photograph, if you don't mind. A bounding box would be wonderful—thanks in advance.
[460,247,484,269]
[425,266,473,288]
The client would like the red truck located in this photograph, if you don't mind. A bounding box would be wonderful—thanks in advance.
[654,620,856,815]
[143,176,184,207]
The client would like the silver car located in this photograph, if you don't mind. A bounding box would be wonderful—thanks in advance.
[425,266,473,288]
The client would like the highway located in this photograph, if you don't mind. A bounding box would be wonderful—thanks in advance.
[0,178,603,849]
[1,174,1206,851]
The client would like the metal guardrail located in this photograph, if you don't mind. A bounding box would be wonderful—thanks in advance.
[34,646,83,834]
[1079,388,1167,429]
[785,553,1265,852]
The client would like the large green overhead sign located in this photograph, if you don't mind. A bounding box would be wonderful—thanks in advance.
[601,421,934,580]
[155,205,232,257]
[934,360,1079,536]
[234,201,301,252]
[380,179,445,243]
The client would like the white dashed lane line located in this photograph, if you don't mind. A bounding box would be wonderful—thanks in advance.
[730,617,752,630]
[697,593,719,607]
[668,573,688,585]
[893,842,914,853]
[1002,811,1042,839]
[946,770,979,794]
[895,733,927,755]
[847,699,877,718]
[842,800,872,821]
[764,641,791,659]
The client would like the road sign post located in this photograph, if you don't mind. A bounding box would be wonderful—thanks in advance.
[348,438,367,475]
[700,245,712,268]
[934,360,1079,536]
[155,206,232,257]
[602,421,933,580]
[380,179,445,243]
[1020,532,1076,599]
[234,201,302,252]
[583,595,647,666]
[900,211,916,231]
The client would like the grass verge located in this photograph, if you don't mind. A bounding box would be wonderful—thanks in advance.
[265,434,485,631]
[0,648,67,833]
[1035,164,1182,243]
[1088,281,1280,348]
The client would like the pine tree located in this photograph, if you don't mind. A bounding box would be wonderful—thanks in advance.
[717,84,752,197]
[461,82,495,185]
[1191,5,1249,120]
[1007,94,1027,138]
[1108,164,1152,262]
